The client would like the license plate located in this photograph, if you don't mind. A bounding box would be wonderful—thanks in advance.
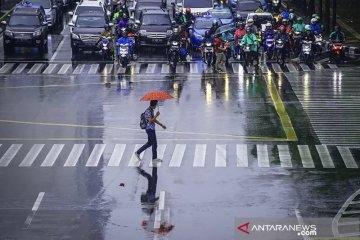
[85,42,95,46]
[17,35,31,40]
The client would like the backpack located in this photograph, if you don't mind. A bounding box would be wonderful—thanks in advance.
[140,112,147,129]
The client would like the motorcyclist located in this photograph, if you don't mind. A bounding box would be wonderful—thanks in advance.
[208,20,220,36]
[167,27,182,64]
[329,25,346,62]
[98,24,114,51]
[275,26,289,63]
[116,29,134,59]
[302,24,315,42]
[310,17,322,34]
[246,18,258,35]
[179,24,190,54]
[116,15,130,38]
[221,29,235,64]
[263,22,276,39]
[288,8,297,26]
[277,18,291,34]
[234,22,246,57]
[291,17,305,55]
[201,30,215,62]
[292,17,305,33]
[180,7,195,29]
[241,26,259,64]
[112,7,123,27]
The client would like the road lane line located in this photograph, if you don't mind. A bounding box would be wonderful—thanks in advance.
[128,144,144,167]
[215,144,226,167]
[85,144,106,167]
[277,145,293,167]
[328,64,338,69]
[271,63,283,73]
[169,144,186,167]
[298,145,315,168]
[257,144,270,167]
[316,145,335,168]
[57,64,72,74]
[176,65,184,73]
[337,147,358,168]
[145,64,156,74]
[0,63,15,74]
[19,144,44,167]
[295,209,311,240]
[190,63,199,73]
[193,144,206,167]
[285,63,297,72]
[50,35,67,62]
[12,63,27,74]
[236,144,248,167]
[299,63,311,71]
[159,191,165,210]
[64,144,85,167]
[40,144,64,167]
[43,64,58,74]
[0,144,22,167]
[28,63,44,74]
[161,64,169,74]
[88,64,99,74]
[24,192,45,228]
[149,144,166,167]
[73,64,85,74]
[108,144,126,166]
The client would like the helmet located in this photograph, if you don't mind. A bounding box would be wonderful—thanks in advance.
[265,22,272,29]
[247,18,254,25]
[289,8,294,13]
[279,25,285,33]
[205,30,210,37]
[245,26,251,33]
[186,7,191,14]
[104,24,110,30]
[212,20,218,26]
[297,17,303,22]
[310,18,317,24]
[312,13,320,20]
[282,18,289,23]
[237,21,245,28]
[305,24,311,31]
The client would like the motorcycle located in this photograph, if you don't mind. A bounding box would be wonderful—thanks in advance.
[168,41,180,70]
[204,41,214,66]
[117,42,131,68]
[314,32,323,57]
[274,38,285,65]
[330,42,344,63]
[243,44,254,66]
[271,0,281,13]
[100,36,113,61]
[263,35,275,60]
[236,36,244,60]
[224,38,234,66]
[292,31,302,57]
[301,40,313,64]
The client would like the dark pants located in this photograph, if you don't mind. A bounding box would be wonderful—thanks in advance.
[137,129,157,159]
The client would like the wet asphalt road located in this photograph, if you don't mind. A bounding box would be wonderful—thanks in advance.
[0,12,360,240]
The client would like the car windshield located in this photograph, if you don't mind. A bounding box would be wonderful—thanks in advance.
[183,0,212,8]
[75,6,103,15]
[142,14,169,25]
[9,15,40,26]
[253,15,273,24]
[29,0,50,8]
[209,9,232,19]
[237,2,259,10]
[194,19,213,29]
[76,16,105,27]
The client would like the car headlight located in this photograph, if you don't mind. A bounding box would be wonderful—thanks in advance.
[5,30,13,37]
[33,30,42,36]
[139,30,146,35]
[71,33,80,40]
[167,30,173,35]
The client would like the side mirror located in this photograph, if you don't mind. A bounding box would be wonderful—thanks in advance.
[68,11,74,16]
[68,22,74,27]
[1,21,6,25]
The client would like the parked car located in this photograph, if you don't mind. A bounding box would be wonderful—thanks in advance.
[207,6,234,25]
[2,4,48,54]
[21,0,60,29]
[234,0,262,19]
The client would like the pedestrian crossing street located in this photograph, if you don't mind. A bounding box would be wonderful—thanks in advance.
[0,143,358,169]
[0,61,337,75]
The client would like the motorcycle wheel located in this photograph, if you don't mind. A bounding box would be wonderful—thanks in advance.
[120,58,128,68]
[266,51,273,61]
[206,53,212,66]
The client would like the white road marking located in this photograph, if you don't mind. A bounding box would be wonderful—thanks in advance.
[85,144,105,167]
[314,63,325,70]
[73,64,85,74]
[277,145,293,167]
[316,145,335,168]
[50,35,67,62]
[247,65,255,74]
[328,64,338,69]
[286,63,297,72]
[28,63,44,74]
[24,192,45,228]
[117,66,127,74]
[236,144,248,167]
[271,63,283,73]
[161,64,169,74]
[298,145,315,168]
[190,63,199,73]
[0,144,22,167]
[299,63,311,71]
[257,144,270,167]
[0,63,15,74]
[159,191,165,210]
[12,63,27,74]
[133,64,141,74]
[40,144,64,167]
[19,144,44,167]
[108,144,126,166]
[154,208,162,229]
[169,144,186,167]
[43,64,58,74]
[261,64,270,74]
[103,64,113,75]
[232,63,244,74]
[193,144,206,167]
[176,65,184,73]
[128,144,144,167]
[149,144,166,167]
[88,64,99,74]
[145,63,156,74]
[64,144,85,167]
[295,209,311,240]
[337,147,358,168]
[215,144,226,167]
[57,64,72,74]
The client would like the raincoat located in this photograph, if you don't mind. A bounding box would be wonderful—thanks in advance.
[241,33,258,52]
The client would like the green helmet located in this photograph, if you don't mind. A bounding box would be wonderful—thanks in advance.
[297,17,303,22]
[312,13,320,20]
[305,24,311,31]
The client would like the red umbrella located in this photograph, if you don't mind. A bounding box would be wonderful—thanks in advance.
[140,90,174,101]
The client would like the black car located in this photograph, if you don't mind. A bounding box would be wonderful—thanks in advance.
[235,0,262,19]
[69,12,110,54]
[1,5,49,54]
[137,9,173,47]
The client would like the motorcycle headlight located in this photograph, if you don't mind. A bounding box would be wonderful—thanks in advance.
[5,30,13,37]
[33,30,42,36]
[139,30,146,35]
[273,0,279,3]
[167,30,173,35]
[71,33,80,40]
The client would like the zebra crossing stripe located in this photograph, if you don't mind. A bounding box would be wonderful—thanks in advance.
[215,144,226,167]
[128,144,144,167]
[298,145,315,168]
[337,147,358,168]
[299,63,311,71]
[193,144,206,167]
[28,63,44,74]
[247,65,255,74]
[261,64,270,74]
[286,63,297,72]
[0,63,15,74]
[161,64,170,74]
[176,65,184,73]
[0,144,22,167]
[58,64,72,74]
[190,63,199,74]
[257,144,270,167]
[64,144,85,167]
[316,145,335,168]
[169,144,186,167]
[278,145,293,167]
[328,64,338,69]
[236,144,248,167]
[149,144,166,167]
[88,64,99,74]
[73,64,85,74]
[12,63,27,74]
[103,64,113,75]
[271,63,283,73]
[19,144,45,167]
[108,144,126,166]
[40,144,64,167]
[146,63,156,74]
[85,144,105,167]
[43,64,58,74]
[117,66,127,74]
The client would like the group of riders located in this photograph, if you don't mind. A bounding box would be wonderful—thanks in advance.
[98,2,346,71]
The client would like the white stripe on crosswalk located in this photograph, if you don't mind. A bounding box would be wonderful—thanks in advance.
[28,63,44,74]
[19,144,44,167]
[146,64,156,74]
[117,66,127,74]
[43,64,58,74]
[85,144,105,167]
[108,144,126,166]
[190,63,199,74]
[271,63,283,73]
[261,64,270,74]
[128,144,144,167]
[132,64,141,74]
[169,144,186,167]
[12,63,27,74]
[73,64,85,74]
[316,145,335,168]
[149,144,166,167]
[328,64,338,69]
[0,63,15,74]
[236,144,248,167]
[277,145,293,167]
[286,63,297,72]
[193,144,206,167]
[176,65,184,73]
[337,147,358,168]
[314,63,325,70]
[40,144,64,167]
[257,144,270,167]
[161,64,169,74]
[247,65,255,74]
[103,64,113,75]
[298,145,315,168]
[232,63,244,74]
[215,144,226,167]
[299,63,311,71]
[0,144,22,167]
[88,64,99,74]
[58,64,72,74]
[64,144,85,167]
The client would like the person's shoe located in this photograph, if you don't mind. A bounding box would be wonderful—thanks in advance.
[135,152,141,161]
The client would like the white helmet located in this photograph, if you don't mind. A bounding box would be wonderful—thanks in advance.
[311,18,317,24]
[247,18,254,25]
[265,22,272,28]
